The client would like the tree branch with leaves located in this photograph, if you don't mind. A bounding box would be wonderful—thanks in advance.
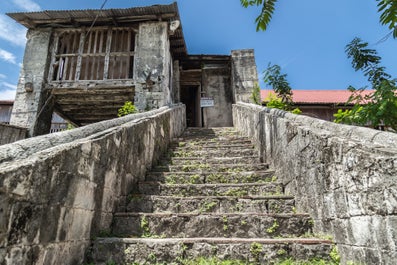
[263,63,301,114]
[240,0,277,31]
[242,0,397,38]
[334,38,397,131]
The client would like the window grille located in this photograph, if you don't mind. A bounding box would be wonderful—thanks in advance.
[49,27,135,82]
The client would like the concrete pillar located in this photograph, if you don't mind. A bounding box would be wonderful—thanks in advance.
[231,49,259,103]
[133,22,172,111]
[10,28,54,137]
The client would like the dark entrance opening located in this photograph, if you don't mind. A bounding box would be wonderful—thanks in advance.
[180,86,201,127]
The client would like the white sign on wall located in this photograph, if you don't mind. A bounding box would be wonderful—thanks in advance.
[200,97,214,107]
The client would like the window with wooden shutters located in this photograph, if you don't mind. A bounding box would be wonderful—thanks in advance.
[49,27,135,82]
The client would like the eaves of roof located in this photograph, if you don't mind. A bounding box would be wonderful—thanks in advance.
[6,2,187,57]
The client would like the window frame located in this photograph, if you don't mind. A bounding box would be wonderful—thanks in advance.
[48,26,136,83]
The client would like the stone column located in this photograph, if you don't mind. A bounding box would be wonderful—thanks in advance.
[10,28,54,137]
[133,22,171,111]
[172,60,180,104]
[231,49,259,103]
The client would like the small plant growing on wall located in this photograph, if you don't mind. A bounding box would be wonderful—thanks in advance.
[118,101,138,117]
[251,82,262,105]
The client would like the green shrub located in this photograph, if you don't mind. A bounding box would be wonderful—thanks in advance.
[118,101,138,117]
[265,92,302,114]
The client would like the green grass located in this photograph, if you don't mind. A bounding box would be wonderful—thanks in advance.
[275,258,339,265]
[180,257,249,265]
[125,257,341,265]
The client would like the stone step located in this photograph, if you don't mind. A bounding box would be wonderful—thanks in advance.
[91,237,334,265]
[126,195,295,214]
[138,182,283,196]
[171,139,252,148]
[175,135,246,142]
[160,156,261,166]
[112,213,314,238]
[168,148,256,158]
[152,163,269,173]
[145,170,275,184]
[181,127,241,135]
[171,143,254,151]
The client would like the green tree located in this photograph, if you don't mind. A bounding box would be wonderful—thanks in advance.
[263,65,301,114]
[334,38,397,131]
[241,0,397,37]
[263,63,293,104]
[240,0,277,31]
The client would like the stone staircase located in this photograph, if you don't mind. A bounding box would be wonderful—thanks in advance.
[90,127,335,264]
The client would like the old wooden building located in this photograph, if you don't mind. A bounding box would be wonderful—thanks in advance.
[7,3,258,136]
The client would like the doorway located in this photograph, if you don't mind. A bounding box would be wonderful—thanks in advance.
[180,86,201,127]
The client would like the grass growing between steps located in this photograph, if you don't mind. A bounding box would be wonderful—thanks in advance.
[119,257,342,265]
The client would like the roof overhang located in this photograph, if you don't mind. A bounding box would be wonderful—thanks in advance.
[180,55,231,70]
[6,2,187,57]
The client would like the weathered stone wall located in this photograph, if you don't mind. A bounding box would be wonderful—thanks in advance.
[231,49,258,103]
[172,59,180,104]
[133,22,172,111]
[10,29,54,137]
[0,105,186,265]
[202,67,233,127]
[233,102,397,265]
[0,124,27,145]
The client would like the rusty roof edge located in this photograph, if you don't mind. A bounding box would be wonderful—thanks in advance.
[6,2,188,56]
[171,2,187,56]
[6,2,178,18]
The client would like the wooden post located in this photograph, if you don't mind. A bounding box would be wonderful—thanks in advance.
[75,29,86,81]
[103,27,112,80]
[48,33,59,82]
[84,31,93,80]
[126,30,132,79]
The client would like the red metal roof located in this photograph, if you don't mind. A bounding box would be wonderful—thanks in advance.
[261,90,375,104]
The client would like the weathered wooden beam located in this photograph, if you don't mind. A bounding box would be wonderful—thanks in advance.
[28,13,176,28]
[55,96,134,104]
[50,87,134,95]
[103,27,113,80]
[47,81,135,89]
[48,34,59,82]
[75,31,86,80]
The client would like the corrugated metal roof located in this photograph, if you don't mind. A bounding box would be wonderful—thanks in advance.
[7,3,179,24]
[0,100,14,105]
[6,2,187,57]
[261,90,375,104]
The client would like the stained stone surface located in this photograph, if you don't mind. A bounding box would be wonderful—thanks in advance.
[233,102,397,264]
[90,127,335,264]
[0,105,185,265]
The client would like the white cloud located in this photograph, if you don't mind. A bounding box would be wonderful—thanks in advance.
[0,49,17,64]
[0,89,17,100]
[0,82,17,100]
[1,82,17,90]
[0,15,27,47]
[12,0,41,12]
[0,74,6,79]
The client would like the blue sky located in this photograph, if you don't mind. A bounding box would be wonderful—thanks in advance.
[0,0,396,100]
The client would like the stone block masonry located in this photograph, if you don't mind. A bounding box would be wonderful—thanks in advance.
[233,102,397,265]
[0,124,27,146]
[231,49,259,103]
[0,105,185,265]
[10,29,53,137]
